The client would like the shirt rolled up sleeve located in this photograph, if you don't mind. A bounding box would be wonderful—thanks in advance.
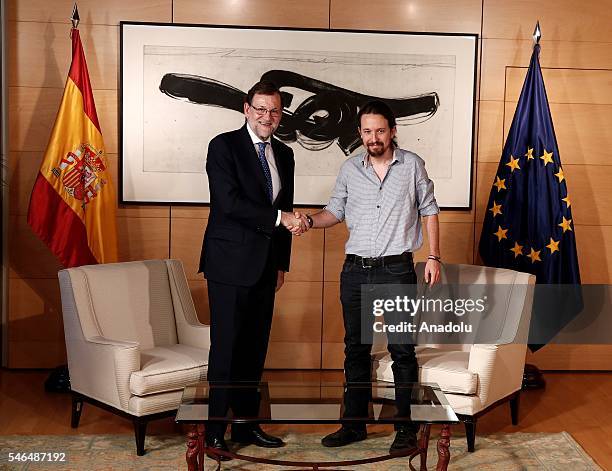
[324,164,348,222]
[415,158,440,217]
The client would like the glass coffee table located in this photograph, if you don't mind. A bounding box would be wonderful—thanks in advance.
[176,381,458,470]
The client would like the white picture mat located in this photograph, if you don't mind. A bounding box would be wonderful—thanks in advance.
[121,24,476,207]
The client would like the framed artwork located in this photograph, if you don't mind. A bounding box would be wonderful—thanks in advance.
[120,22,478,207]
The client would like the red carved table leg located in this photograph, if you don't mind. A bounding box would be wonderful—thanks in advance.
[197,424,205,471]
[419,424,432,471]
[436,424,451,471]
[186,425,200,471]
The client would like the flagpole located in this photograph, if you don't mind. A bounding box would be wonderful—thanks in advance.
[44,3,80,394]
[522,20,546,391]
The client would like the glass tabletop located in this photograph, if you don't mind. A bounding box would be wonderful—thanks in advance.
[175,381,458,425]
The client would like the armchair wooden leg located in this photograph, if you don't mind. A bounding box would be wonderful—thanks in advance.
[71,393,83,428]
[510,392,520,425]
[133,417,148,456]
[463,417,476,452]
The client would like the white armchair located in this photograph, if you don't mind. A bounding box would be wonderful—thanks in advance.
[372,263,535,451]
[58,259,210,455]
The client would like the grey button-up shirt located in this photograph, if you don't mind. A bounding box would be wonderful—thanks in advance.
[324,148,439,257]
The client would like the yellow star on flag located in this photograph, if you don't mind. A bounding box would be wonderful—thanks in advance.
[494,225,508,241]
[540,149,554,166]
[489,201,502,217]
[528,248,542,263]
[559,216,573,233]
[493,176,506,192]
[525,147,534,160]
[554,167,565,183]
[562,195,571,208]
[510,242,524,258]
[546,237,560,254]
[506,155,521,173]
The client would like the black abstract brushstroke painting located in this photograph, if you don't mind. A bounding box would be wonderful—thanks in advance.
[159,71,439,156]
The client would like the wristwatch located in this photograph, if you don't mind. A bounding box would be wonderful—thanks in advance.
[306,215,314,228]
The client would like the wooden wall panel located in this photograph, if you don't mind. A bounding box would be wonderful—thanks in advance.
[483,0,612,42]
[117,204,169,219]
[8,278,65,368]
[322,282,343,369]
[323,221,475,281]
[188,279,210,324]
[330,0,482,33]
[477,100,505,163]
[414,222,475,264]
[480,39,612,101]
[267,281,323,369]
[116,217,170,262]
[171,206,210,219]
[173,0,329,28]
[6,0,612,370]
[474,161,500,223]
[6,0,172,24]
[559,166,612,227]
[8,87,118,153]
[8,152,39,217]
[170,217,207,280]
[323,224,348,282]
[505,69,612,105]
[482,101,612,166]
[477,224,611,283]
[8,216,63,279]
[9,152,168,219]
[8,22,118,89]
[286,229,325,282]
[502,102,612,166]
[575,225,612,284]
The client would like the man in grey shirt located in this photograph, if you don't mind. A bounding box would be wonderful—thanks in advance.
[294,100,441,454]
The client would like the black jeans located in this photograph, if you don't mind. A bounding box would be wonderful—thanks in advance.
[340,255,418,432]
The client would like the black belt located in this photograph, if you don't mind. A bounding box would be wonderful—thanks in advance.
[345,252,413,268]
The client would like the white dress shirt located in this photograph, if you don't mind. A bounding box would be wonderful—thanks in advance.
[246,123,283,226]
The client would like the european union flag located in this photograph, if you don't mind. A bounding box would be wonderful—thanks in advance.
[478,43,582,350]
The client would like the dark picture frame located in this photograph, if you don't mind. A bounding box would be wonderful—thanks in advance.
[120,22,478,208]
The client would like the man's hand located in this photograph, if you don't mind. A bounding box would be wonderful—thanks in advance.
[275,270,285,292]
[281,211,309,236]
[424,259,441,286]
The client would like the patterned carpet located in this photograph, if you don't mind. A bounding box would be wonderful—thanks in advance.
[0,431,602,470]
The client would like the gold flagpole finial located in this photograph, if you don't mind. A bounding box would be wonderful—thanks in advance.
[71,3,80,29]
[533,20,541,45]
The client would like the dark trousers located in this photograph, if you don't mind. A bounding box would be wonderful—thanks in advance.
[205,251,277,438]
[340,255,419,432]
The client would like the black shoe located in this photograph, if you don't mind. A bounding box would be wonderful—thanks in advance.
[321,426,367,447]
[205,435,232,461]
[231,425,285,448]
[389,427,418,455]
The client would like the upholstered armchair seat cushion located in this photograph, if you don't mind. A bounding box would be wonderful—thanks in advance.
[129,344,209,397]
[373,348,478,395]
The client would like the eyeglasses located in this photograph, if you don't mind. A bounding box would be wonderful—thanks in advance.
[250,106,281,118]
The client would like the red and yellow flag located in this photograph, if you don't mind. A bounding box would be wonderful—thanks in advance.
[27,28,117,268]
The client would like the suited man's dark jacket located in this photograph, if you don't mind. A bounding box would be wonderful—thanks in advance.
[199,124,294,287]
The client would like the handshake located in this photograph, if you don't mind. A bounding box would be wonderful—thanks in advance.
[280,211,311,236]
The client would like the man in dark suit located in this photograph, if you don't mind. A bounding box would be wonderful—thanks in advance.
[199,81,303,458]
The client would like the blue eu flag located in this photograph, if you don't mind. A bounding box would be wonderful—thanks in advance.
[478,44,582,350]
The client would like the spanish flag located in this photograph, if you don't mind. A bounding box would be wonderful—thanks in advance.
[27,28,117,268]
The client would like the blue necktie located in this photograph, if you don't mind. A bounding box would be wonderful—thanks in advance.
[256,142,274,202]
